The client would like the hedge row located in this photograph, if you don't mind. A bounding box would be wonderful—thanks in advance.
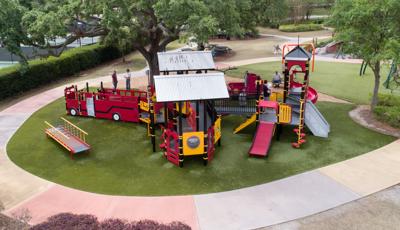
[373,94,400,128]
[279,23,323,32]
[0,44,127,101]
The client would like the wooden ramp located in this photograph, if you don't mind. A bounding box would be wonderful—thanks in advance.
[45,118,90,157]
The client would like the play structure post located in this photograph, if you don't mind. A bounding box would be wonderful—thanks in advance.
[196,101,200,131]
[86,82,89,92]
[203,101,208,165]
[164,102,168,129]
[178,101,183,167]
[150,98,156,152]
[283,62,289,103]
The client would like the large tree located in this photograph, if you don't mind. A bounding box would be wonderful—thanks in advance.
[0,0,257,83]
[330,0,400,108]
[251,0,288,26]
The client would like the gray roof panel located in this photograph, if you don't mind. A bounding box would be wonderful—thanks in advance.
[154,73,229,102]
[157,51,215,71]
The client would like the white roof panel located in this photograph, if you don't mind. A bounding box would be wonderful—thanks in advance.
[154,72,229,102]
[157,51,215,71]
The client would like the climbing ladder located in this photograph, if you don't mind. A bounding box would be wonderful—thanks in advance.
[45,118,90,158]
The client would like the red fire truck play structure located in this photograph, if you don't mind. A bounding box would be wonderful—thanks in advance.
[64,84,148,123]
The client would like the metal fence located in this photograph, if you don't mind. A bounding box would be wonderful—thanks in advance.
[214,98,257,115]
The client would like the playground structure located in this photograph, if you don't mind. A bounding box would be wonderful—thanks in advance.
[218,44,329,156]
[64,83,148,123]
[154,51,228,167]
[45,117,90,158]
[58,46,329,165]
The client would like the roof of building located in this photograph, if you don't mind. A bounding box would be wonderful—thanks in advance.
[284,46,312,61]
[157,51,215,72]
[154,72,229,102]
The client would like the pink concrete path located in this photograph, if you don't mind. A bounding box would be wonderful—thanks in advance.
[1,57,399,229]
[5,185,198,228]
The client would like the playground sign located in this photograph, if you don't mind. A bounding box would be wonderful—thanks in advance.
[158,51,215,71]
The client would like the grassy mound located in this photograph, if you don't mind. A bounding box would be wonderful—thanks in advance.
[7,98,394,196]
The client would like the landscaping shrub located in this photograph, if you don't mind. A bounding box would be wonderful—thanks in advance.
[0,44,126,101]
[31,213,99,230]
[279,23,323,32]
[373,94,400,128]
[30,213,191,230]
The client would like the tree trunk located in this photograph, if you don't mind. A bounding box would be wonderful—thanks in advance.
[370,62,381,110]
[147,52,160,86]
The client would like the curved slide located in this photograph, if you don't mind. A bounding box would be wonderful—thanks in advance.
[290,82,318,103]
[248,121,275,157]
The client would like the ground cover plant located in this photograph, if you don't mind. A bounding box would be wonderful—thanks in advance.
[373,94,400,128]
[7,97,394,196]
[31,213,190,230]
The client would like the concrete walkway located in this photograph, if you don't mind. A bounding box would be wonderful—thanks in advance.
[1,56,399,229]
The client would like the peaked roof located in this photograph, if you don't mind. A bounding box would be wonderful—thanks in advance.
[284,46,312,61]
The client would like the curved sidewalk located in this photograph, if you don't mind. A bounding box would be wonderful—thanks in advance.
[1,60,399,229]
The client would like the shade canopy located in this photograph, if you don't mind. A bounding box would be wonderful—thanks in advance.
[157,51,215,72]
[154,72,229,102]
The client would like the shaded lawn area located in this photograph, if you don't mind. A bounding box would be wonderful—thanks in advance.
[226,61,394,104]
[7,99,395,196]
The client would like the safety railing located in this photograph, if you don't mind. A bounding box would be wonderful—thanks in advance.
[61,117,88,142]
[278,104,292,124]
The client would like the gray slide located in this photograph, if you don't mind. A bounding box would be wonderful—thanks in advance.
[287,93,330,138]
[305,101,330,138]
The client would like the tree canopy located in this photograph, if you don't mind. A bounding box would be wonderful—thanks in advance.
[0,0,263,80]
[330,0,400,108]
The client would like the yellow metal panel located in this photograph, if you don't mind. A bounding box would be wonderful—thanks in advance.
[279,104,292,124]
[183,132,204,156]
[214,117,222,143]
[140,101,149,112]
[270,92,284,102]
[176,102,190,115]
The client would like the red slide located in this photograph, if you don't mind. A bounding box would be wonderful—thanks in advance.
[248,121,275,157]
[290,82,318,104]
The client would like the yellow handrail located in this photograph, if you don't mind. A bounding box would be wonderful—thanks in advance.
[44,121,70,139]
[60,117,88,142]
[61,117,88,135]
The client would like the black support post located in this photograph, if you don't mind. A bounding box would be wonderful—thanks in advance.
[178,101,183,167]
[203,101,208,165]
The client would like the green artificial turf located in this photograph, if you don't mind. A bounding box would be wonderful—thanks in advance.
[226,61,394,104]
[7,98,395,196]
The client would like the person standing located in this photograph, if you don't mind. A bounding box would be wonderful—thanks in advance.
[272,71,282,88]
[112,70,118,91]
[124,68,131,90]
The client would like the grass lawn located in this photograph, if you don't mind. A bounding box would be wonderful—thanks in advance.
[226,61,394,104]
[7,98,394,196]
